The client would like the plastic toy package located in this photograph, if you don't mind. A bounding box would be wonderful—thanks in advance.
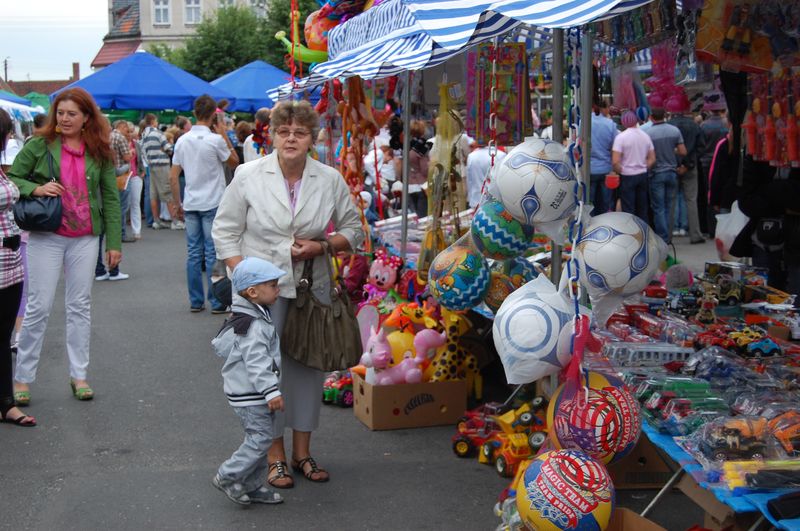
[602,341,695,368]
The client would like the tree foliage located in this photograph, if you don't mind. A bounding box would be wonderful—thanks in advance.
[179,6,268,80]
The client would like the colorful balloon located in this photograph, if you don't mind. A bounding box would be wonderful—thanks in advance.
[546,371,642,464]
[429,235,490,311]
[470,197,535,260]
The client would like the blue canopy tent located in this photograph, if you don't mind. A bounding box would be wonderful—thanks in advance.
[0,91,32,107]
[211,60,289,113]
[52,52,235,111]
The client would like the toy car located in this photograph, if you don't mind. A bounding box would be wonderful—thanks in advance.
[322,372,354,407]
[493,433,535,477]
[455,402,510,433]
[729,327,764,348]
[745,337,781,358]
[643,280,668,299]
[769,411,800,456]
[700,418,770,462]
[452,418,502,458]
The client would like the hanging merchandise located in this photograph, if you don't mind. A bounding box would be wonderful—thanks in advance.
[743,69,800,168]
[428,233,491,311]
[465,42,532,146]
[491,138,578,241]
[573,212,668,327]
[696,0,800,74]
[470,196,536,260]
[674,2,701,85]
[515,450,616,531]
[546,370,642,465]
[591,0,678,53]
[610,61,648,115]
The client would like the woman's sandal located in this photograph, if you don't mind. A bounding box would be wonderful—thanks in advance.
[0,406,36,427]
[13,390,30,407]
[291,456,330,483]
[69,380,94,401]
[267,461,294,489]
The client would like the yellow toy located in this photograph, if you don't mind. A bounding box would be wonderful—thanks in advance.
[425,308,482,398]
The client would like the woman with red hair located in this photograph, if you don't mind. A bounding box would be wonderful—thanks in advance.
[8,87,121,405]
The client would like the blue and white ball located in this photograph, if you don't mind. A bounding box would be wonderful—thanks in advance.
[574,212,666,298]
[493,278,573,384]
[470,197,535,260]
[493,138,577,225]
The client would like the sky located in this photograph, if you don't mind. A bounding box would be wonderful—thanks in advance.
[0,0,108,83]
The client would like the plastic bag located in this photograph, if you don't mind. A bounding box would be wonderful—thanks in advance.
[715,201,749,260]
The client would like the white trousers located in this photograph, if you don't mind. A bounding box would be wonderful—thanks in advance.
[14,232,99,383]
[128,175,143,235]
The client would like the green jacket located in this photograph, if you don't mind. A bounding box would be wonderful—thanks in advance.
[9,136,122,251]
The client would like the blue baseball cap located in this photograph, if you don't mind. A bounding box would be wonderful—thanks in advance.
[232,257,286,293]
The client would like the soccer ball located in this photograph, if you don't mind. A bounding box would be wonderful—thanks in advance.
[493,138,577,225]
[493,277,573,384]
[546,371,642,464]
[516,450,615,531]
[574,212,666,298]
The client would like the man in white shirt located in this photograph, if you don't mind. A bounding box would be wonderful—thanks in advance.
[466,145,506,207]
[243,107,270,163]
[171,95,239,313]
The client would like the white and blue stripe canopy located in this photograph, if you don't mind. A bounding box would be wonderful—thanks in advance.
[267,0,654,100]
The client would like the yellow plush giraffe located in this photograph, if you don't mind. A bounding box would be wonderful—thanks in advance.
[424,307,482,399]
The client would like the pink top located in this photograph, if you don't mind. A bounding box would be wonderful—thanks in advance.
[611,127,654,175]
[284,178,303,214]
[55,142,93,237]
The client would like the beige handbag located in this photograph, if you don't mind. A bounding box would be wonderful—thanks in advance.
[280,241,362,371]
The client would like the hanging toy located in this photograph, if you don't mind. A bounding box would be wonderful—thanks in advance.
[304,9,338,52]
[275,10,329,65]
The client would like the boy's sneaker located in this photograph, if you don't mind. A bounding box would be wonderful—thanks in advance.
[171,220,185,230]
[95,272,110,281]
[247,486,283,504]
[212,474,251,505]
[108,272,130,281]
[151,221,163,230]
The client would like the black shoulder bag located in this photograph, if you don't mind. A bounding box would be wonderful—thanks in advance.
[13,150,63,232]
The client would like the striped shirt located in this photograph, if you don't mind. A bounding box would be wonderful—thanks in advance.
[0,168,23,289]
[141,126,172,166]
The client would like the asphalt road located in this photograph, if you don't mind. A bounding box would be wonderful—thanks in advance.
[2,228,707,530]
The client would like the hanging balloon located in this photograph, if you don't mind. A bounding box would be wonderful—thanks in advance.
[546,371,642,464]
[483,272,516,313]
[493,138,577,226]
[429,234,491,311]
[304,9,338,52]
[503,256,542,288]
[470,197,535,260]
[516,450,615,531]
[573,212,666,299]
[493,275,574,384]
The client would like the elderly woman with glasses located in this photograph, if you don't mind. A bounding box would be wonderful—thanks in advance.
[212,100,364,489]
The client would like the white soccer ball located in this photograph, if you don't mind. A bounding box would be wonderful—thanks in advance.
[574,212,666,298]
[493,138,577,225]
[493,277,573,385]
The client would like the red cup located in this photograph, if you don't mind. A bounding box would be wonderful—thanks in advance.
[605,173,620,189]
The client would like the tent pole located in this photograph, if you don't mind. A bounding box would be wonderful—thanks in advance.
[550,29,564,287]
[400,70,412,262]
[580,30,593,194]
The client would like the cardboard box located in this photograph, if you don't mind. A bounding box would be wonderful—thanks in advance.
[352,372,467,430]
[677,474,760,531]
[606,508,665,531]
[607,437,674,489]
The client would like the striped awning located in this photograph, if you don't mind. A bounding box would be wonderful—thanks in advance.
[268,0,654,100]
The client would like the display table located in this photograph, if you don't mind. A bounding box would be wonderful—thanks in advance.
[640,423,800,531]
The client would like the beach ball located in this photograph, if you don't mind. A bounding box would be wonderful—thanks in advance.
[493,277,573,384]
[504,256,543,288]
[429,234,490,311]
[574,212,666,299]
[304,10,338,51]
[483,272,516,313]
[494,138,577,226]
[516,449,615,531]
[546,371,642,464]
[471,197,535,260]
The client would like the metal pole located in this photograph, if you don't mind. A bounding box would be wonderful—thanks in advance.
[580,30,593,192]
[550,29,564,286]
[400,70,412,262]
[640,468,684,518]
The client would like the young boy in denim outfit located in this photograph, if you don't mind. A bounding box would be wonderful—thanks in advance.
[212,257,286,506]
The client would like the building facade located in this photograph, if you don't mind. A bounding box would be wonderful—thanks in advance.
[93,0,268,68]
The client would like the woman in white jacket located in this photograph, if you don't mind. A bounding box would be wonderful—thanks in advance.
[212,100,364,489]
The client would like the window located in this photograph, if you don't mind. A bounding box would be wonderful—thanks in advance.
[250,0,266,18]
[185,0,201,24]
[218,0,234,6]
[154,0,170,25]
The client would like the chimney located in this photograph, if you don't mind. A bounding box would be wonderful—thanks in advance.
[72,62,80,80]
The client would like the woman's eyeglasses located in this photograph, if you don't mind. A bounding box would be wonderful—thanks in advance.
[275,128,310,139]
